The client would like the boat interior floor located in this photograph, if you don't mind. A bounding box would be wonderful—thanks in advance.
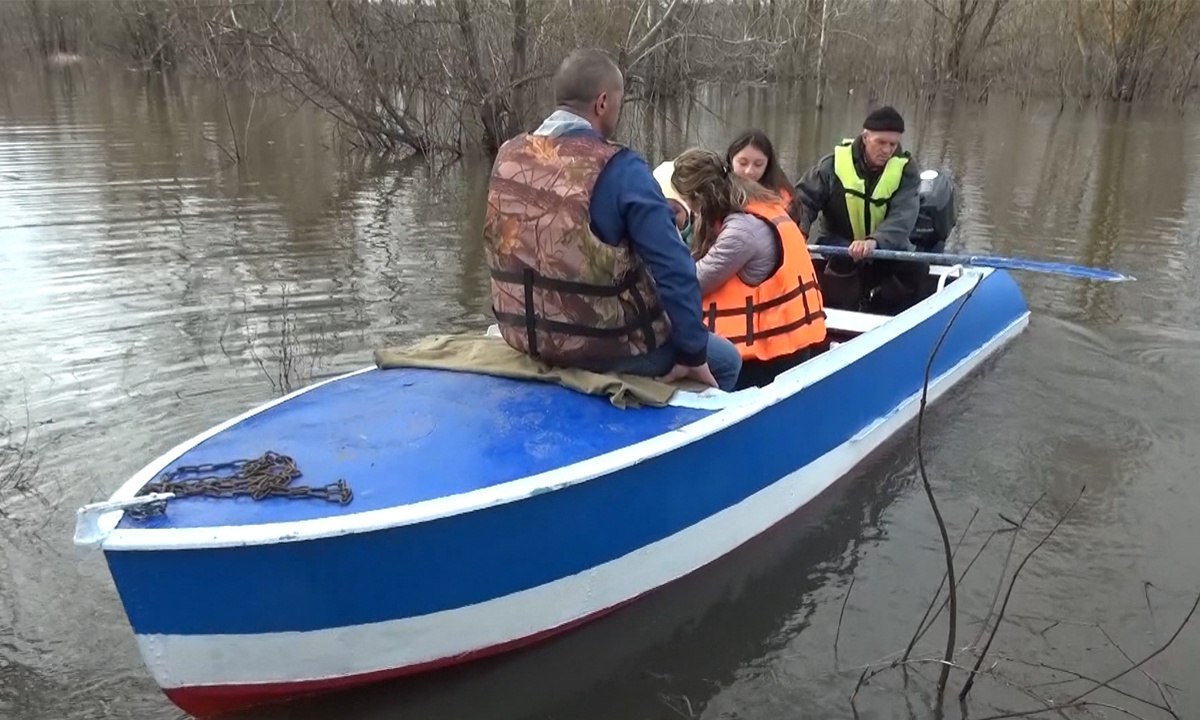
[809,259,962,351]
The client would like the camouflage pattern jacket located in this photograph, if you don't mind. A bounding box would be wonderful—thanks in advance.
[483,131,672,366]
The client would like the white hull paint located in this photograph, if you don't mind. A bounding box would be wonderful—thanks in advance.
[136,311,1028,691]
[90,267,998,555]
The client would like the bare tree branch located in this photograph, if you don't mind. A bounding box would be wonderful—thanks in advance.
[961,486,1087,702]
[625,0,683,67]
[1066,591,1200,705]
[903,508,979,662]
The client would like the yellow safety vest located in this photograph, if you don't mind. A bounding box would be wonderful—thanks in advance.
[833,138,909,241]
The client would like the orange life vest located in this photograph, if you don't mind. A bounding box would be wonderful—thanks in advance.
[701,201,826,361]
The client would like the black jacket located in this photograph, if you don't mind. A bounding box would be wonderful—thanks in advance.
[787,136,921,251]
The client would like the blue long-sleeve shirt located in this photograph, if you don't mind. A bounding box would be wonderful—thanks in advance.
[561,128,708,366]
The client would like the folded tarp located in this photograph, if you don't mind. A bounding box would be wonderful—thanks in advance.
[374,333,707,409]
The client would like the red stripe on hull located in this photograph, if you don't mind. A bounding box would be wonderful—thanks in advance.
[162,598,638,718]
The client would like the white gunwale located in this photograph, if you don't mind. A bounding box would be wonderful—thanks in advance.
[85,266,1023,553]
[131,311,1030,693]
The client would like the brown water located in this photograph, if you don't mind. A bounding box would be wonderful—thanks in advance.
[2,64,1199,720]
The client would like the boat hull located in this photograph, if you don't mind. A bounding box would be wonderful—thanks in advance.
[96,267,1029,717]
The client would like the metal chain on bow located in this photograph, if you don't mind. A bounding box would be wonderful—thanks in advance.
[132,451,352,517]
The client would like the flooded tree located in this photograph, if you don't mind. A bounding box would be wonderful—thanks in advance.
[924,0,1012,83]
[1070,0,1200,101]
[0,0,1197,157]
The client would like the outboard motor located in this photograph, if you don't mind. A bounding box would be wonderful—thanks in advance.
[909,169,957,253]
[862,168,959,314]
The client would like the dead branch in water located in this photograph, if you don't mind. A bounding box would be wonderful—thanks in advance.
[1063,592,1200,708]
[1002,656,1179,718]
[902,506,978,664]
[960,486,1087,702]
[230,284,345,397]
[834,574,855,670]
[1094,624,1181,716]
[0,414,40,511]
[970,493,1046,652]
[914,278,987,710]
[0,387,57,512]
[0,395,66,528]
[842,262,1188,719]
[908,523,1009,654]
[971,633,1198,720]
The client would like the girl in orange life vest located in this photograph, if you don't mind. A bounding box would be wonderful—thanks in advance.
[725,130,794,204]
[669,148,827,390]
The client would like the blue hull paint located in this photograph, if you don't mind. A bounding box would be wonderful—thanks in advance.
[104,269,1028,638]
[118,369,713,531]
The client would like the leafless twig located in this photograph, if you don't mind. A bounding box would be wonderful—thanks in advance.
[1095,624,1179,714]
[915,278,985,709]
[967,592,1198,720]
[834,575,855,670]
[961,486,1087,701]
[903,507,979,663]
[1007,657,1178,717]
[1065,592,1200,705]
[910,525,1006,652]
[971,493,1046,651]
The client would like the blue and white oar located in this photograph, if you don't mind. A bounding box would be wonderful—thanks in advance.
[807,244,1135,283]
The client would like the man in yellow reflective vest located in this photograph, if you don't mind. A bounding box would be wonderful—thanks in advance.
[787,106,925,314]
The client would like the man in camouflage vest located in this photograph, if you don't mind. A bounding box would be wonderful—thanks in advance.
[483,49,742,392]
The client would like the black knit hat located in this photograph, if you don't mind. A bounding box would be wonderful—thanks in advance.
[863,106,905,133]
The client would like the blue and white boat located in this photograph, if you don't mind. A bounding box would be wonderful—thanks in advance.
[74,262,1029,718]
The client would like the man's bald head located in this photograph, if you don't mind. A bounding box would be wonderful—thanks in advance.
[553,49,624,138]
[554,49,623,108]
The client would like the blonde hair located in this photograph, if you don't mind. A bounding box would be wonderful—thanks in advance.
[670,147,781,260]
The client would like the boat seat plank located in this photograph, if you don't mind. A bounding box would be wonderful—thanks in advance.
[824,307,891,335]
[117,368,714,531]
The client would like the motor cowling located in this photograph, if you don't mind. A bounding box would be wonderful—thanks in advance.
[909,169,957,252]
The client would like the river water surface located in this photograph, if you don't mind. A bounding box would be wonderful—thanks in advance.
[2,65,1199,720]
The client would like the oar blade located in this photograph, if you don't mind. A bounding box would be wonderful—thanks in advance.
[806,244,1135,283]
[966,256,1136,283]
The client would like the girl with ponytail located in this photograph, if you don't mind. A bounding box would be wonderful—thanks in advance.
[669,147,827,389]
[669,148,786,295]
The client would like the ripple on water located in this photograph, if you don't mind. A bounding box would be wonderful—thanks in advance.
[4,71,1200,720]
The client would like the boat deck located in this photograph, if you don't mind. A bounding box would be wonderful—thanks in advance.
[117,368,715,531]
[114,264,979,533]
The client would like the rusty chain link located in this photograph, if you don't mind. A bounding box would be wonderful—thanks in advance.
[134,451,353,513]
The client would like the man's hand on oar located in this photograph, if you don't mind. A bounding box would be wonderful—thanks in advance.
[848,239,877,261]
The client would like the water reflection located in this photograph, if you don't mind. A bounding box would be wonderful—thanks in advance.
[1,64,1199,720]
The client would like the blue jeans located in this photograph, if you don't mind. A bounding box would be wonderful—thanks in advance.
[600,333,742,393]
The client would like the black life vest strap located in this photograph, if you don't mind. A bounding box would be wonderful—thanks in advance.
[492,307,665,340]
[523,268,538,357]
[489,267,641,297]
[491,265,665,355]
[843,187,891,206]
[723,309,827,346]
[624,281,661,353]
[705,277,825,347]
[707,278,823,318]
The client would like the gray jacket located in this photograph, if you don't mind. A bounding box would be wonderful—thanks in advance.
[787,137,921,251]
[695,212,780,296]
